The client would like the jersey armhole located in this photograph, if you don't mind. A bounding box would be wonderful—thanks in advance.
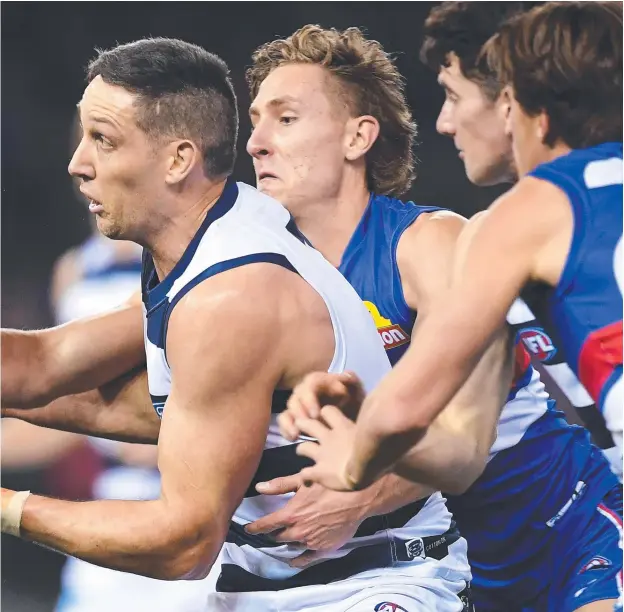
[529,169,589,300]
[390,207,441,319]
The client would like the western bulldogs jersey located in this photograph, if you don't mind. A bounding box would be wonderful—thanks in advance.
[522,142,623,452]
[339,193,620,606]
[141,180,470,609]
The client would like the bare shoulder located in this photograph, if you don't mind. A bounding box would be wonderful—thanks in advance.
[165,262,334,386]
[396,209,468,311]
[487,176,571,233]
[399,210,467,252]
[167,263,292,334]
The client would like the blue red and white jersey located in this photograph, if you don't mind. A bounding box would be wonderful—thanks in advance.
[524,142,623,427]
[339,192,619,601]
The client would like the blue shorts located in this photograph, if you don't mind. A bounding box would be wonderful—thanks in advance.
[452,415,622,612]
[474,484,623,612]
[545,484,622,611]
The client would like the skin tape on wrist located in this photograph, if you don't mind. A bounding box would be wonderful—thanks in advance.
[1,491,31,537]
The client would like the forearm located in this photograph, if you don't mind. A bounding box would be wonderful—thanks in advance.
[2,305,145,408]
[347,313,486,489]
[359,473,434,518]
[2,330,50,407]
[393,423,483,495]
[18,494,218,580]
[1,369,160,445]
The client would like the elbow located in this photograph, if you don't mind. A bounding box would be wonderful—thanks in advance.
[154,527,222,581]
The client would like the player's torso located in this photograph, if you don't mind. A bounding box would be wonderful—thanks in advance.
[523,142,623,409]
[142,182,461,595]
[338,192,618,598]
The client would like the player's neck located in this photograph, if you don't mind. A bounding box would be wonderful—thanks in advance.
[526,142,572,175]
[147,178,227,280]
[294,181,371,268]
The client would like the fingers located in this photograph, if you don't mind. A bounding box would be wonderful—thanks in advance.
[289,372,352,418]
[319,405,353,429]
[277,411,300,442]
[295,441,320,463]
[255,473,302,496]
[294,417,330,441]
[280,371,365,441]
[288,550,325,569]
[244,511,287,535]
[297,465,319,488]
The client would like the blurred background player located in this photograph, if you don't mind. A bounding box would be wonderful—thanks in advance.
[245,21,622,612]
[2,136,211,611]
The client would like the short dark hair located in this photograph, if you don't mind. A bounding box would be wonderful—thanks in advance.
[420,2,525,100]
[87,37,238,179]
[485,1,623,148]
[247,25,416,197]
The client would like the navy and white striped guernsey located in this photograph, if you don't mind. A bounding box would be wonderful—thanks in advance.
[141,179,467,597]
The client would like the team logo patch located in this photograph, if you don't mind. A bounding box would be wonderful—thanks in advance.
[374,603,410,612]
[405,537,425,560]
[364,301,410,350]
[519,327,557,362]
[579,555,613,573]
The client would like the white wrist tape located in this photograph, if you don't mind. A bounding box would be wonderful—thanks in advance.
[2,490,30,537]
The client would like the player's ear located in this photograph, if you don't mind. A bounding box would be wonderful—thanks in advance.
[165,139,199,185]
[499,86,512,138]
[536,112,549,145]
[344,115,380,162]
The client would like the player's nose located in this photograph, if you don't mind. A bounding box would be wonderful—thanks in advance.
[436,101,455,137]
[247,124,272,159]
[68,138,95,181]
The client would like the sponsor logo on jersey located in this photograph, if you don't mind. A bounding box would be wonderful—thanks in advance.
[364,301,410,350]
[374,603,410,612]
[519,327,557,362]
[579,555,613,574]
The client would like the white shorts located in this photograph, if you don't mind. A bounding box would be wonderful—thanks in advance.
[206,574,468,612]
[206,536,470,612]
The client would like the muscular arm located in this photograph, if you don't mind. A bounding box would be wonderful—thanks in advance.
[2,293,145,408]
[11,267,285,580]
[351,208,514,491]
[2,367,160,445]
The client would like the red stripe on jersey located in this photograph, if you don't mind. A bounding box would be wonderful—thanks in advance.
[578,320,623,402]
[511,342,532,387]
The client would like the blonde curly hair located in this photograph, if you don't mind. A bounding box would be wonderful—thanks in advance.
[247,25,416,197]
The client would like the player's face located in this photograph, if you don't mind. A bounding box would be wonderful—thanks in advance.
[436,54,516,186]
[247,64,352,211]
[69,76,167,241]
[507,87,550,177]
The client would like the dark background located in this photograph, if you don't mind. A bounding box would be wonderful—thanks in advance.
[1,3,509,610]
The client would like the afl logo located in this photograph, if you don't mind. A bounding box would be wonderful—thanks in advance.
[374,603,410,612]
[519,327,557,362]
